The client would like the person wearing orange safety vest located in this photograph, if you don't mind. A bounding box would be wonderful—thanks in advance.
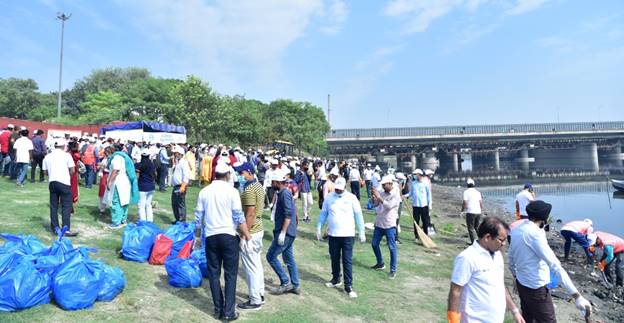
[594,231,624,287]
[81,137,98,189]
[560,219,595,264]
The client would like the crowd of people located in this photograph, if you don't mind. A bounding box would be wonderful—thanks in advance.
[2,123,620,322]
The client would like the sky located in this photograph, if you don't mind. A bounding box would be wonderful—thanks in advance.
[1,0,623,129]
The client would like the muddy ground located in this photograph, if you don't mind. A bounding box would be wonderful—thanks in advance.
[434,184,622,323]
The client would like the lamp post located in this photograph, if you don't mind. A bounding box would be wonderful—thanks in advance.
[56,12,71,118]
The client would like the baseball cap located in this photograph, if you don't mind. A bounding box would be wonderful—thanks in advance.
[270,159,279,165]
[271,172,287,182]
[584,219,593,226]
[413,169,424,175]
[54,139,66,147]
[334,177,347,190]
[396,172,406,180]
[524,183,533,190]
[234,162,255,174]
[425,169,434,176]
[466,178,475,186]
[215,162,230,175]
[7,124,14,129]
[380,175,393,185]
[329,168,340,176]
[587,233,597,246]
[141,148,150,156]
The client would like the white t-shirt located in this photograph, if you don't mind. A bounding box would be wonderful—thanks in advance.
[363,168,373,181]
[451,241,506,323]
[14,137,33,163]
[463,188,482,214]
[348,168,361,182]
[516,190,534,216]
[42,149,75,186]
[195,180,243,237]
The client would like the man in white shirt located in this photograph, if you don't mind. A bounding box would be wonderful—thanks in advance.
[447,216,523,323]
[264,159,279,209]
[515,184,535,220]
[42,139,77,236]
[363,164,374,198]
[348,164,362,200]
[14,128,33,186]
[462,178,483,243]
[171,146,190,223]
[508,200,592,322]
[316,177,366,298]
[194,162,252,321]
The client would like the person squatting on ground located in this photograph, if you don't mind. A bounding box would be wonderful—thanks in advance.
[594,231,624,287]
[447,216,524,323]
[559,219,595,264]
[317,177,366,298]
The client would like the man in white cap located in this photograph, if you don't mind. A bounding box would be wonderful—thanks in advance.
[560,219,595,263]
[323,167,340,199]
[370,175,401,279]
[363,164,374,198]
[264,158,279,209]
[371,165,382,190]
[317,177,365,298]
[43,138,77,236]
[348,164,362,200]
[267,171,301,295]
[171,145,190,223]
[462,178,483,244]
[405,169,432,237]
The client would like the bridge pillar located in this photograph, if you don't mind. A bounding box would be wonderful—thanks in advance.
[493,148,500,172]
[375,151,384,164]
[411,154,417,173]
[516,147,534,172]
[420,151,439,171]
[451,152,459,173]
[605,143,624,169]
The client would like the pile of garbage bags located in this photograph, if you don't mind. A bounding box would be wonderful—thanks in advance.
[0,228,125,312]
[120,221,208,288]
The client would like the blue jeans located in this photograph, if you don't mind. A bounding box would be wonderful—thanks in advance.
[372,226,398,273]
[560,229,592,263]
[266,235,300,288]
[0,153,9,176]
[84,164,95,188]
[329,236,354,289]
[16,162,29,185]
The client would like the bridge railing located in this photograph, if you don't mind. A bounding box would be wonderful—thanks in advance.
[327,121,624,139]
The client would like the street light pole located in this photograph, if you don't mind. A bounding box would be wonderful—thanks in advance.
[56,12,71,118]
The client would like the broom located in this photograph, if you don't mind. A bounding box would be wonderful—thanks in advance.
[401,196,437,249]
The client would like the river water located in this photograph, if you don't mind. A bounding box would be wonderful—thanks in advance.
[478,181,624,236]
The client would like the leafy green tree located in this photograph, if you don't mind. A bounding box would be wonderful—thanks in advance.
[168,75,220,143]
[79,90,124,124]
[0,78,40,119]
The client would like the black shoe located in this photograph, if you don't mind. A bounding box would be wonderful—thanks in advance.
[64,231,78,237]
[370,263,386,270]
[271,284,294,295]
[396,239,402,245]
[261,296,265,304]
[222,312,239,321]
[290,287,301,295]
[238,301,262,310]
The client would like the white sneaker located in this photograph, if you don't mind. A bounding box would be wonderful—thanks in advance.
[325,281,343,288]
[348,290,358,298]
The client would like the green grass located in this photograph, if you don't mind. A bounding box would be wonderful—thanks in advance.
[0,177,468,322]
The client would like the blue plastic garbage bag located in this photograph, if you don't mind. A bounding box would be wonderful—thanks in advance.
[164,222,196,258]
[0,233,47,255]
[0,252,25,278]
[121,221,161,262]
[547,269,559,289]
[190,248,209,278]
[97,265,125,302]
[0,256,51,312]
[35,227,76,275]
[52,252,104,311]
[165,257,202,288]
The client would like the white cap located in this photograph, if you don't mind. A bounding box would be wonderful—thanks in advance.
[375,165,381,171]
[466,178,475,185]
[20,126,27,131]
[89,137,96,143]
[270,158,279,165]
[584,219,593,226]
[334,177,347,190]
[380,175,394,185]
[329,167,340,176]
[92,133,98,137]
[413,169,423,175]
[587,233,597,246]
[271,172,287,182]
[425,169,434,176]
[215,162,230,175]
[54,139,66,147]
[395,172,406,180]
[141,148,151,156]
[7,124,14,129]
[173,146,185,155]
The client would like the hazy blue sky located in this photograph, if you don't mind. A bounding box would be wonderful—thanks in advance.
[1,0,623,128]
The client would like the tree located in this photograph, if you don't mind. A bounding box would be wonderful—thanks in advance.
[119,77,180,121]
[0,78,41,119]
[168,75,220,143]
[79,90,124,124]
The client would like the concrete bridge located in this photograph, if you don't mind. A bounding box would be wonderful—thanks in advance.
[326,121,624,175]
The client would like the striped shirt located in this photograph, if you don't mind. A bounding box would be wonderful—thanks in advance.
[241,180,265,234]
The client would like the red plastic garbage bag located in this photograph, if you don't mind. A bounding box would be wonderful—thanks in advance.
[148,234,172,265]
[177,241,193,259]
